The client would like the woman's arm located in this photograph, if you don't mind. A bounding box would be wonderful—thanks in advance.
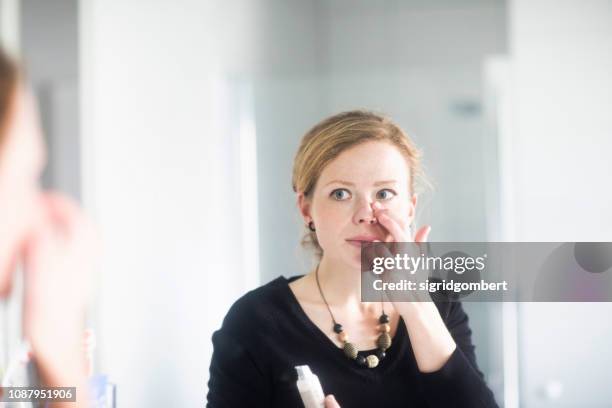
[396,301,456,372]
[400,301,499,408]
[370,202,499,407]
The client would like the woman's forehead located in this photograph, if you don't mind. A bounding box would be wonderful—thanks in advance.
[319,141,411,185]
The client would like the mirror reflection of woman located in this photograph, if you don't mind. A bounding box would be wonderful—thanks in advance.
[207,111,498,407]
[0,49,94,406]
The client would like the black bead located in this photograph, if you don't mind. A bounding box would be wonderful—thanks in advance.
[379,313,389,324]
[376,349,386,360]
[356,355,367,366]
[333,323,343,334]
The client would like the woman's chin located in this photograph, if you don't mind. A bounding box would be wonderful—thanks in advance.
[345,247,363,270]
[326,244,365,271]
[327,255,361,270]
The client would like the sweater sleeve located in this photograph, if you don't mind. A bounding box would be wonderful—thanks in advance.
[206,328,271,407]
[419,301,499,408]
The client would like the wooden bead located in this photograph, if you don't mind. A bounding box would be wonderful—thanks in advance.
[380,323,391,333]
[366,354,379,368]
[343,342,358,359]
[333,323,343,334]
[379,313,390,324]
[338,331,348,342]
[377,333,392,350]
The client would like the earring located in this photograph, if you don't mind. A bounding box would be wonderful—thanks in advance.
[308,221,316,232]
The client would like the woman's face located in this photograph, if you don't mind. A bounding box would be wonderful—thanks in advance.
[0,87,46,294]
[300,140,417,268]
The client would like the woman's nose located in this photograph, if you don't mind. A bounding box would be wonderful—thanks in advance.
[353,201,377,225]
[359,216,376,224]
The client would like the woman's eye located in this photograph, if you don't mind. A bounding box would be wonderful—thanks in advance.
[330,188,351,201]
[376,189,396,200]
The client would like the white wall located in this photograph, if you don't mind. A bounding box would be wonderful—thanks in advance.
[80,1,260,405]
[509,1,612,406]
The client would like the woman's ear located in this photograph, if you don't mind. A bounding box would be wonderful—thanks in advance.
[297,193,312,224]
[408,194,418,223]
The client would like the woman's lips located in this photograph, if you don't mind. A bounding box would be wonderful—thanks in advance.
[346,236,381,248]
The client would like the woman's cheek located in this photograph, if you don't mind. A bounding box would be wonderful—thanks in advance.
[314,207,344,245]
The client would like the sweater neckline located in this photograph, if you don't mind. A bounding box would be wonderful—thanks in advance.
[277,274,407,372]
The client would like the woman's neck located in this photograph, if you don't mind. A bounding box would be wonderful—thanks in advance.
[312,255,381,315]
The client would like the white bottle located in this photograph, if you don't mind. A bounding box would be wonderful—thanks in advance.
[295,365,325,408]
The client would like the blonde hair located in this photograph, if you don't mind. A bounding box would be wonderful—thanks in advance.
[292,110,426,258]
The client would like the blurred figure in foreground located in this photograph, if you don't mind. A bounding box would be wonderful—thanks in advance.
[0,48,95,406]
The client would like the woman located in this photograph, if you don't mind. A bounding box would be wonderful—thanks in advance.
[0,49,94,406]
[207,111,498,407]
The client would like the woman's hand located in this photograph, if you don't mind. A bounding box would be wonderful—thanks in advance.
[22,192,97,403]
[371,201,430,243]
[368,201,432,303]
[325,394,341,407]
[370,201,456,373]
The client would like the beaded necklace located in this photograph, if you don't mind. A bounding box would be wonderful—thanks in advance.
[315,265,391,368]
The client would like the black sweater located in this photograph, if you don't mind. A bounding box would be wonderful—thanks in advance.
[206,275,499,407]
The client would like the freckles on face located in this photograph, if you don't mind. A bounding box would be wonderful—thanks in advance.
[308,141,413,254]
